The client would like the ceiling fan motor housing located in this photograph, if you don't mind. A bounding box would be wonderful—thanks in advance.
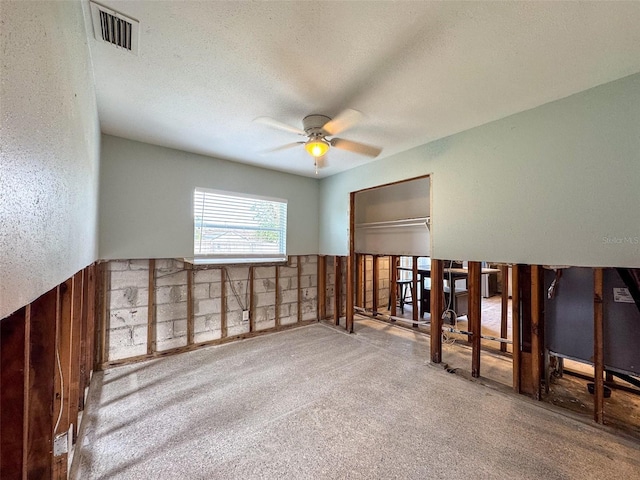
[303,114,331,137]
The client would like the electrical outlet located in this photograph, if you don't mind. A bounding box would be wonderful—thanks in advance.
[54,432,68,456]
[242,310,249,322]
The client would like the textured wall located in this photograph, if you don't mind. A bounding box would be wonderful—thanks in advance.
[319,73,640,268]
[0,1,100,319]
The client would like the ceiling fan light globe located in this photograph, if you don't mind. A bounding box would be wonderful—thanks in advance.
[305,139,329,158]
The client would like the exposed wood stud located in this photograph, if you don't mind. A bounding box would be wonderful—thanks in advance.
[430,259,444,363]
[0,308,26,479]
[355,254,363,308]
[372,256,379,314]
[317,256,326,320]
[334,256,342,326]
[100,264,109,367]
[297,257,302,324]
[594,267,605,424]
[530,265,543,400]
[500,264,509,353]
[187,268,194,345]
[346,254,354,333]
[362,255,367,310]
[390,255,398,317]
[68,272,83,440]
[512,264,521,393]
[469,261,482,377]
[275,265,281,327]
[250,266,256,331]
[78,269,88,411]
[25,289,57,479]
[221,268,227,338]
[412,256,419,324]
[147,259,156,355]
[85,265,97,384]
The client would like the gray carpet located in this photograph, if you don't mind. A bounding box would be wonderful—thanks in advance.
[71,319,639,479]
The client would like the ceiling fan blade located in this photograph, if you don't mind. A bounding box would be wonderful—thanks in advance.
[254,116,305,136]
[321,109,363,136]
[330,138,382,158]
[261,141,305,154]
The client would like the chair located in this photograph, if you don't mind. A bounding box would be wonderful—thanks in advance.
[389,259,414,314]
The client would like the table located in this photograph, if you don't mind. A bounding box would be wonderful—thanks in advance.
[398,266,500,317]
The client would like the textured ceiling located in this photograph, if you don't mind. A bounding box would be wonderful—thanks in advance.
[84,1,640,178]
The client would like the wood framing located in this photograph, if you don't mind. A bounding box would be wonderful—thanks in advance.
[347,192,355,333]
[593,267,605,424]
[250,266,256,331]
[468,261,482,378]
[1,308,26,478]
[512,264,521,393]
[430,259,444,363]
[500,264,509,353]
[297,257,302,324]
[53,279,73,479]
[68,272,83,439]
[147,259,156,354]
[530,265,543,400]
[78,269,89,411]
[412,256,419,323]
[85,264,96,384]
[221,268,227,338]
[355,254,364,308]
[390,255,398,317]
[275,265,281,327]
[317,256,326,321]
[372,255,379,314]
[100,263,109,367]
[362,255,367,310]
[334,256,342,326]
[187,268,194,345]
[25,289,58,478]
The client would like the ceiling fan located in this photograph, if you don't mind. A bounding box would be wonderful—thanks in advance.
[255,109,382,172]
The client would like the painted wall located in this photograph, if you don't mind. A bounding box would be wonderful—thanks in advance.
[0,1,100,319]
[99,135,320,259]
[319,73,640,268]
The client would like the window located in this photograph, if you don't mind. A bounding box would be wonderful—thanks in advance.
[193,188,287,264]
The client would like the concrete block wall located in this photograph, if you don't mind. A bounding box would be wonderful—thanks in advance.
[154,259,188,351]
[105,256,321,362]
[107,260,150,360]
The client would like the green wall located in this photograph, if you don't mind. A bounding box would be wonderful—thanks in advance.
[320,73,640,267]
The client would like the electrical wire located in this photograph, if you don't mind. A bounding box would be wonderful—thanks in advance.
[53,346,64,433]
[225,267,250,311]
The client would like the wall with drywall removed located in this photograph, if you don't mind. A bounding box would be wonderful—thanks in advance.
[99,135,320,260]
[319,73,640,268]
[0,1,100,319]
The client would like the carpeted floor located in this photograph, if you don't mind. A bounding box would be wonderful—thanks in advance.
[71,319,639,479]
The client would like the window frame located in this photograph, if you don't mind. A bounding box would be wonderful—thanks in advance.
[192,187,288,265]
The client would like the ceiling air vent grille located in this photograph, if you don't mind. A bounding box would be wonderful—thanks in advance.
[89,2,139,54]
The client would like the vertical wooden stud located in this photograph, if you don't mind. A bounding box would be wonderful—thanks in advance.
[53,280,72,479]
[430,259,444,363]
[78,270,88,411]
[512,264,521,393]
[68,272,83,439]
[297,257,302,324]
[1,308,26,478]
[334,256,342,326]
[100,263,109,366]
[355,254,363,308]
[412,256,419,323]
[317,256,326,321]
[24,289,57,479]
[187,268,194,345]
[147,259,156,354]
[372,256,379,314]
[530,265,543,400]
[275,265,281,327]
[594,267,605,424]
[500,264,509,353]
[220,268,227,338]
[469,261,482,378]
[362,255,368,310]
[250,266,256,331]
[84,265,96,383]
[347,192,355,333]
[390,255,398,317]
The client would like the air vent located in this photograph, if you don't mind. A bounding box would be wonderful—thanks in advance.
[90,2,139,54]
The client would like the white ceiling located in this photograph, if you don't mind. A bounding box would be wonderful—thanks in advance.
[84,1,640,178]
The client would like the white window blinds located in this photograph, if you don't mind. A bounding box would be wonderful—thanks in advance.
[194,188,287,263]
